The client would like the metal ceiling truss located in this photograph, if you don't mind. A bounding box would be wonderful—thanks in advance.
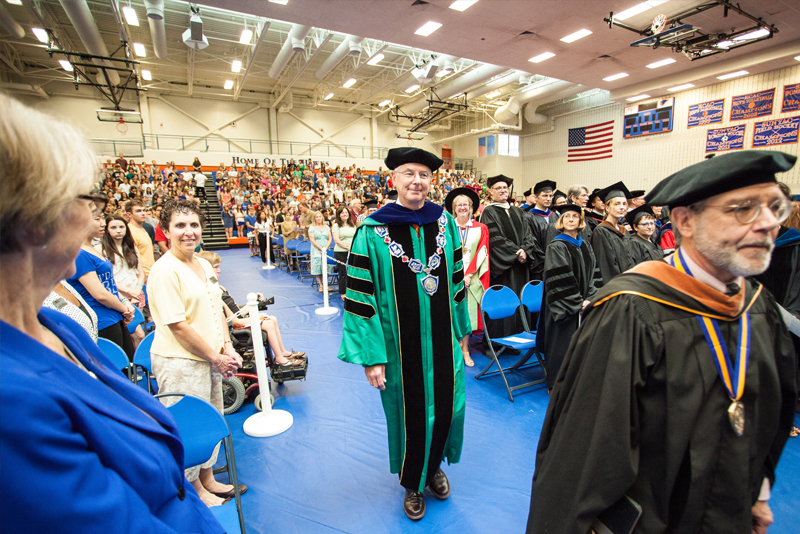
[0,41,26,76]
[402,89,468,132]
[271,30,332,108]
[604,0,779,61]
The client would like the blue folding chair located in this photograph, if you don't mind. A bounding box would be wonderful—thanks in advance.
[127,307,145,334]
[133,331,156,393]
[285,238,300,274]
[156,394,246,534]
[96,338,132,378]
[295,241,312,281]
[476,284,547,402]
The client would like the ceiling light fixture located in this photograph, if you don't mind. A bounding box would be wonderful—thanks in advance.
[627,94,650,102]
[122,6,139,26]
[529,52,555,63]
[367,53,384,66]
[734,28,770,41]
[59,59,73,72]
[715,40,733,49]
[603,72,629,81]
[560,29,592,43]
[133,43,146,57]
[646,58,676,68]
[324,92,334,100]
[32,27,49,43]
[141,70,152,81]
[342,78,357,88]
[224,80,234,90]
[795,55,800,61]
[668,83,694,91]
[449,0,478,11]
[486,90,502,98]
[717,70,748,80]
[239,29,253,44]
[415,21,442,37]
[614,0,669,22]
[232,60,242,73]
[379,99,391,106]
[268,0,289,4]
[406,84,420,93]
[6,0,23,4]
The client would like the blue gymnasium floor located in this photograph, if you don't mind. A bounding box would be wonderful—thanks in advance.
[214,247,800,534]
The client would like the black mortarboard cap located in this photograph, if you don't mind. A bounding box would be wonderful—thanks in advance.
[597,181,632,202]
[558,204,583,217]
[587,187,603,205]
[486,174,513,188]
[553,189,567,201]
[628,205,655,225]
[444,187,480,216]
[386,189,398,200]
[646,150,797,208]
[384,147,443,171]
[523,188,533,197]
[364,198,379,209]
[534,180,557,195]
[629,189,646,198]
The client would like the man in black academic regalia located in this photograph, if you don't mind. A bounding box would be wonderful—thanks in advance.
[527,150,798,534]
[524,180,558,280]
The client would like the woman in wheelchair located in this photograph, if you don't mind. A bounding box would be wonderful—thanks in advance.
[197,252,306,370]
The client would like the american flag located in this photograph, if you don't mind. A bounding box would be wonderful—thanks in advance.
[568,120,614,162]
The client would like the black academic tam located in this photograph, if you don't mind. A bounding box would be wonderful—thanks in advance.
[486,174,513,188]
[384,147,443,172]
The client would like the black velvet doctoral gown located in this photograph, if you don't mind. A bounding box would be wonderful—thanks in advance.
[526,262,797,534]
[539,235,601,390]
[590,221,635,286]
[525,208,558,280]
[630,234,665,266]
[480,203,538,337]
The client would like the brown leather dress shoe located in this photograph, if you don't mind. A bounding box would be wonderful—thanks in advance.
[428,469,450,500]
[403,490,426,520]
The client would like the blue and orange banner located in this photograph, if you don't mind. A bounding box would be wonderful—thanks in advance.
[752,116,800,147]
[730,88,775,121]
[782,83,800,113]
[688,98,724,128]
[706,124,746,152]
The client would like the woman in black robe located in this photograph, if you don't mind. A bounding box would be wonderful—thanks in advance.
[628,205,664,265]
[540,205,601,390]
[590,182,635,286]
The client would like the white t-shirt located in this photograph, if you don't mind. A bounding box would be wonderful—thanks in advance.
[194,173,206,187]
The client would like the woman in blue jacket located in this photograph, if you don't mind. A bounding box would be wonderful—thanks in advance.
[0,94,223,534]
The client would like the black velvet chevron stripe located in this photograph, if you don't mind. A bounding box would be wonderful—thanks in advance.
[546,286,580,305]
[347,275,374,296]
[544,264,572,280]
[452,268,464,286]
[545,276,576,292]
[344,297,375,319]
[349,252,370,271]
[453,247,463,263]
[454,287,466,303]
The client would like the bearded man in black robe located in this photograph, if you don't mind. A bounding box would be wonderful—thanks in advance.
[526,150,798,534]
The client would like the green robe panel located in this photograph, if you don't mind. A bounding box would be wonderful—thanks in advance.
[338,209,471,492]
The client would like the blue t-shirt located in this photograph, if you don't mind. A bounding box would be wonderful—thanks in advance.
[244,214,256,233]
[67,249,124,330]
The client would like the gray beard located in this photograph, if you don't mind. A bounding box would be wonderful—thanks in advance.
[693,222,774,278]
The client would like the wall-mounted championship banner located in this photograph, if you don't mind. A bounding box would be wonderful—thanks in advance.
[752,116,800,147]
[706,124,746,152]
[623,97,674,138]
[782,83,800,113]
[688,98,724,128]
[730,88,775,121]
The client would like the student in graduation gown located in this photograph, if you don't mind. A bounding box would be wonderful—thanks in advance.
[526,150,798,534]
[539,205,601,391]
[628,205,665,265]
[479,174,539,339]
[584,188,605,233]
[590,181,635,286]
[551,190,567,212]
[524,180,558,280]
[338,147,471,521]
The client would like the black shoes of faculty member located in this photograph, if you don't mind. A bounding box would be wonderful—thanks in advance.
[428,469,450,500]
[403,490,426,521]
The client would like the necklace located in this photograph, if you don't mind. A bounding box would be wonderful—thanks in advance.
[375,213,448,296]
[458,220,470,255]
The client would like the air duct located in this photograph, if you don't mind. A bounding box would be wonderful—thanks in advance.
[0,3,25,39]
[348,36,364,55]
[269,24,312,79]
[523,84,587,124]
[143,0,167,59]
[465,70,529,100]
[59,0,120,84]
[494,80,576,123]
[400,63,507,117]
[315,35,364,80]
[0,82,48,98]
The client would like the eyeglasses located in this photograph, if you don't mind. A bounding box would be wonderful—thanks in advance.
[706,197,792,225]
[399,170,432,180]
[637,222,656,227]
[491,187,508,192]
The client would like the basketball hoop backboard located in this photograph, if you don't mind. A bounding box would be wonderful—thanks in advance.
[96,108,143,123]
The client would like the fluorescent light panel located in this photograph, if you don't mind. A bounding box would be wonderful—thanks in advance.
[6,0,23,4]
[486,90,502,98]
[734,28,770,41]
[59,59,73,72]
[415,21,442,37]
[224,80,234,90]
[795,55,800,61]
[449,0,478,11]
[342,78,357,88]
[406,84,420,93]
[133,42,146,57]
[367,53,384,66]
[231,60,242,73]
[614,0,669,22]
[141,70,152,81]
[668,83,694,91]
[324,93,334,100]
[379,99,391,106]
[627,94,650,101]
[268,0,289,4]
[122,6,139,26]
[529,52,555,63]
[32,27,49,43]
[560,29,592,43]
[717,70,748,80]
[603,72,629,81]
[239,29,253,44]
[646,57,675,68]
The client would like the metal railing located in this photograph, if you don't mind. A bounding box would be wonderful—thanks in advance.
[91,139,144,158]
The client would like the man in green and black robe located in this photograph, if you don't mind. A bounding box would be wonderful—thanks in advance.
[338,147,471,521]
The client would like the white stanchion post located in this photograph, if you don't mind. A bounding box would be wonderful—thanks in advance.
[315,249,338,316]
[242,293,292,437]
[262,232,276,270]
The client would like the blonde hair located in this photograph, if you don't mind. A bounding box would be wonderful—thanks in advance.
[554,209,586,231]
[0,94,98,253]
[450,194,473,215]
[196,250,221,265]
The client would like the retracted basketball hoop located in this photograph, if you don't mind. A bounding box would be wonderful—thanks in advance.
[397,130,427,146]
